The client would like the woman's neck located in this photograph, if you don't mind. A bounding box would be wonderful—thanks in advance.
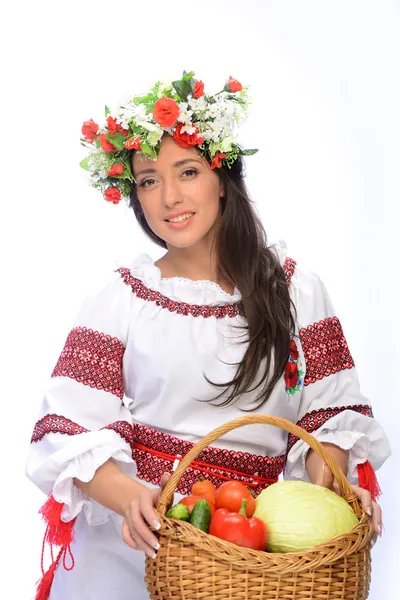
[155,250,235,295]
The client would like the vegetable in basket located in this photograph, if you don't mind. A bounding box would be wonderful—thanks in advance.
[192,477,216,504]
[165,504,191,521]
[209,499,267,550]
[179,494,216,517]
[253,480,359,553]
[190,499,212,533]
[215,480,256,517]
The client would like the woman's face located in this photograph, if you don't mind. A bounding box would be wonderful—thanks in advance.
[132,135,224,249]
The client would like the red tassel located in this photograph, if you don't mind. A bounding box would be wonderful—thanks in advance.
[357,460,382,502]
[35,495,76,600]
[35,559,57,600]
[39,494,76,546]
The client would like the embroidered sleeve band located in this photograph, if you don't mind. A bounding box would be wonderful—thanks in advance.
[52,326,125,399]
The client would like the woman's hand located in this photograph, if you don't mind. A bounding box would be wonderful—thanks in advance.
[121,473,171,557]
[319,463,382,536]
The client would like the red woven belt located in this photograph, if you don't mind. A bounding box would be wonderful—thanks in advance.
[132,423,284,495]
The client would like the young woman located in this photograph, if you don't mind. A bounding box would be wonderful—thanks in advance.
[26,73,391,600]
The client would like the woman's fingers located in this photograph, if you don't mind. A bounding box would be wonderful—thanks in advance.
[159,472,171,490]
[350,484,382,535]
[372,501,383,536]
[130,502,160,557]
[121,517,139,551]
[330,481,383,537]
[122,498,160,558]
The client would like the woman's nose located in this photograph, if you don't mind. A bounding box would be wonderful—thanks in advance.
[162,179,183,207]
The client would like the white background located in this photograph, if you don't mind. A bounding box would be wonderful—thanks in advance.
[1,1,399,598]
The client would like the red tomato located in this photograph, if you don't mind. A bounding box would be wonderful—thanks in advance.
[192,477,216,504]
[215,481,256,517]
[179,495,216,518]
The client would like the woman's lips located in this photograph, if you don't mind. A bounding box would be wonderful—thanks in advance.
[165,214,195,229]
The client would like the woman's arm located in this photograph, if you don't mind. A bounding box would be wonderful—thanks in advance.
[306,442,382,534]
[305,442,349,488]
[74,459,165,557]
[73,459,148,517]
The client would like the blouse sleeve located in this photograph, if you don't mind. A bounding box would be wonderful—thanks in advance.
[25,268,136,526]
[284,263,391,491]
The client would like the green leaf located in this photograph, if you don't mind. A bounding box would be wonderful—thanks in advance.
[79,157,91,171]
[230,96,246,105]
[144,102,156,114]
[239,148,259,156]
[134,93,156,105]
[128,123,142,136]
[182,70,195,82]
[140,140,156,158]
[105,105,111,117]
[105,132,126,151]
[172,79,192,101]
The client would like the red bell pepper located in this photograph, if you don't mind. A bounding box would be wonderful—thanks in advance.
[209,499,267,551]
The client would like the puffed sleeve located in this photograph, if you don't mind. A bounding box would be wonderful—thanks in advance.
[284,263,391,496]
[25,268,136,526]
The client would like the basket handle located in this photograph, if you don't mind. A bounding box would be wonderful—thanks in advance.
[157,415,361,517]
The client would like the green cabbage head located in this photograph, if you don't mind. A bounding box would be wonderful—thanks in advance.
[253,480,359,553]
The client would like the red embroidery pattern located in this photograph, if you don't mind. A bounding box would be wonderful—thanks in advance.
[116,268,244,319]
[286,404,374,454]
[52,327,125,399]
[116,256,296,320]
[133,423,285,496]
[103,421,134,452]
[299,317,355,386]
[283,257,296,283]
[30,414,134,450]
[31,415,88,443]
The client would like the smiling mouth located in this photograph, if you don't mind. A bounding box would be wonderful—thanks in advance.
[165,212,195,223]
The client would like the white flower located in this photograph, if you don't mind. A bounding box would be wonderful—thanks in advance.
[119,102,150,126]
[188,95,207,113]
[177,102,193,125]
[219,135,237,153]
[181,124,197,135]
[147,128,164,146]
[116,117,129,130]
[138,121,164,146]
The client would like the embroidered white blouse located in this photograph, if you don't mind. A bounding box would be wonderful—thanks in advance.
[26,239,391,600]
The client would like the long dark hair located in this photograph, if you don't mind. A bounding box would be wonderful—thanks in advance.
[129,153,298,409]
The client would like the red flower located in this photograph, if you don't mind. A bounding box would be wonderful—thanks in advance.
[289,340,299,361]
[285,361,299,390]
[107,163,124,177]
[194,80,205,99]
[81,119,99,142]
[226,76,243,93]
[106,116,129,137]
[100,133,118,153]
[124,136,142,150]
[173,123,204,149]
[210,152,227,169]
[153,97,180,127]
[104,187,122,204]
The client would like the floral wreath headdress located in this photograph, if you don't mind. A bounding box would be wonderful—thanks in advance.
[80,71,258,205]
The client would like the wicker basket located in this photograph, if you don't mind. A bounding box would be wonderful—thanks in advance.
[145,415,374,600]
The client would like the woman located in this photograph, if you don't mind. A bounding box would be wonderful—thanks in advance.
[26,72,391,600]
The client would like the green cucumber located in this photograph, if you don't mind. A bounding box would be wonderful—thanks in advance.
[165,503,191,521]
[190,499,211,533]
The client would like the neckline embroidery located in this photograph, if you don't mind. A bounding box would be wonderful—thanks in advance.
[116,256,296,319]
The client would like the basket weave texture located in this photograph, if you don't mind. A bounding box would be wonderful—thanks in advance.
[145,415,374,600]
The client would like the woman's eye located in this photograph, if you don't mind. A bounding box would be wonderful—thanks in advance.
[182,169,197,178]
[139,179,155,188]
